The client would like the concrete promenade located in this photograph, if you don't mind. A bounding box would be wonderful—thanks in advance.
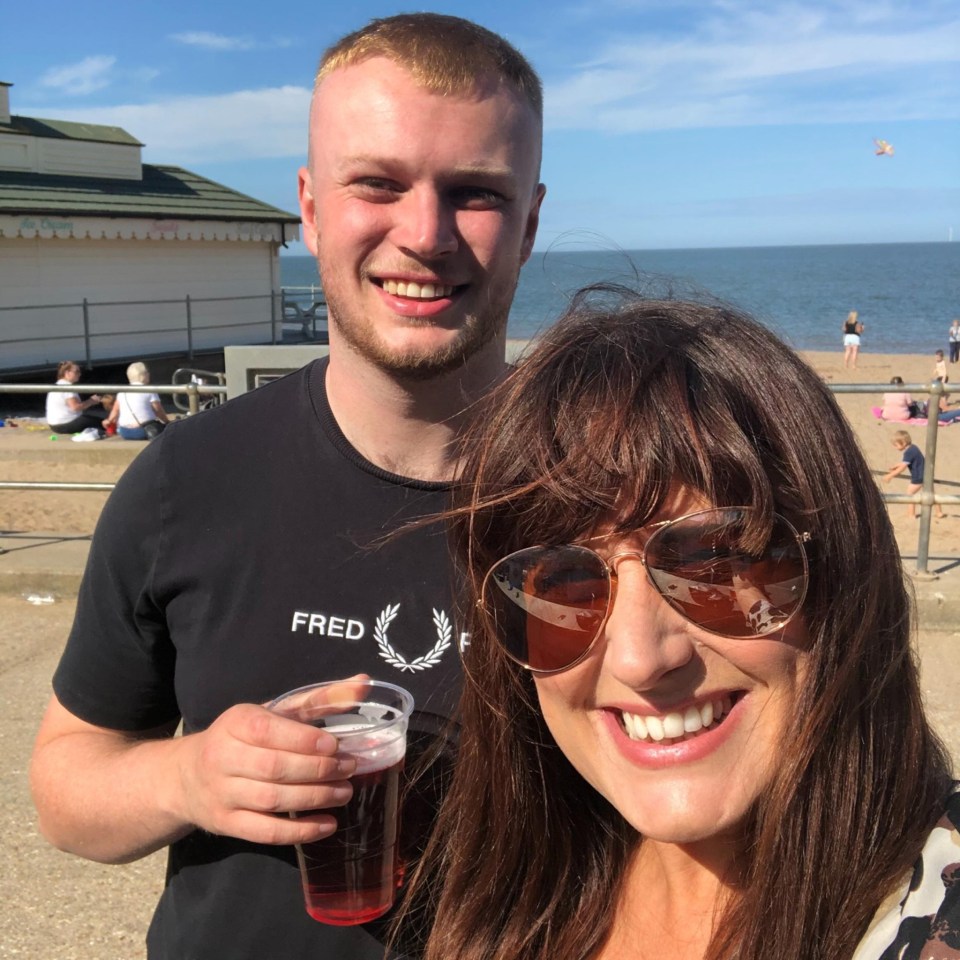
[1,425,957,959]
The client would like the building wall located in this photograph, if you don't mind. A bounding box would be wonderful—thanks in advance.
[0,134,142,179]
[0,237,281,371]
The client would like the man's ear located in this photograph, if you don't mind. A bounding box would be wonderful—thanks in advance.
[298,166,319,257]
[520,182,546,265]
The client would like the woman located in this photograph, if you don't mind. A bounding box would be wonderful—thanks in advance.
[842,309,863,369]
[399,290,956,960]
[931,379,960,424]
[45,360,106,435]
[880,376,917,421]
[104,361,169,440]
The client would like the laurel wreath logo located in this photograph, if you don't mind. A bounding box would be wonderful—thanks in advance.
[374,604,452,672]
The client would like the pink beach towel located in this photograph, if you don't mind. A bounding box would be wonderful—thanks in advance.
[871,406,955,427]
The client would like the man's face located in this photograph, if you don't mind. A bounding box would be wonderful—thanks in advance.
[298,57,545,379]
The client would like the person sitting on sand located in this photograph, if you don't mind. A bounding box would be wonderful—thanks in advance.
[103,361,169,440]
[881,377,919,421]
[45,361,106,436]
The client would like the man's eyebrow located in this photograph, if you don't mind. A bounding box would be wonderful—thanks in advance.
[337,156,518,182]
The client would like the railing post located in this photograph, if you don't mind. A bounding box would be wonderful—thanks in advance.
[186,381,199,415]
[916,381,944,577]
[185,295,194,359]
[81,298,92,369]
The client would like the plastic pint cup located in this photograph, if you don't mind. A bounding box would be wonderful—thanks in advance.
[268,679,415,926]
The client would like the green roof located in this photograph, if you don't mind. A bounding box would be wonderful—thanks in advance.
[0,164,300,223]
[0,114,143,147]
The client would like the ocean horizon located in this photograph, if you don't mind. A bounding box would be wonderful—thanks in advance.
[281,240,959,355]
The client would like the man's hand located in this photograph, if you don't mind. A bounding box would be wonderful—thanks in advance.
[173,703,357,845]
[30,694,358,864]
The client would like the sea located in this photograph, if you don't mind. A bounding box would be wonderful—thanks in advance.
[281,241,959,355]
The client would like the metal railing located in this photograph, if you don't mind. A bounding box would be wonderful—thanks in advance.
[833,380,956,577]
[0,288,328,372]
[1,378,956,577]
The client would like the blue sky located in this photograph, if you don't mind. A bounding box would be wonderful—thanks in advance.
[5,0,958,252]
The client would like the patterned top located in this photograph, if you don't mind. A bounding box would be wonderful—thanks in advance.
[853,784,960,959]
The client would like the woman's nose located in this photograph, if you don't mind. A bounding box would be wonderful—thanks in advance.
[600,558,697,689]
[392,189,458,259]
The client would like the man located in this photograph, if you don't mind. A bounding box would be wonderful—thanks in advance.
[29,13,544,959]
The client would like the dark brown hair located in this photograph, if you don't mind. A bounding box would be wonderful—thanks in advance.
[399,287,952,960]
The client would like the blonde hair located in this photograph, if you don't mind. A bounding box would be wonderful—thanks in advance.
[126,361,149,385]
[892,429,912,446]
[315,13,542,119]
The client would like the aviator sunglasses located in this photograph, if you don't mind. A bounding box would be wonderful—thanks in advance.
[479,507,811,674]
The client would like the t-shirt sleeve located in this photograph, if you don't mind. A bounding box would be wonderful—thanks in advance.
[52,433,180,731]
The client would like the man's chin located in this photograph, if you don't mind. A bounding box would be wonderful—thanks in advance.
[365,341,480,382]
[336,318,502,381]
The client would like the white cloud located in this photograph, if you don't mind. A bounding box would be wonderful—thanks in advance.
[39,56,117,97]
[38,87,312,162]
[169,31,292,51]
[546,1,960,130]
[169,31,256,51]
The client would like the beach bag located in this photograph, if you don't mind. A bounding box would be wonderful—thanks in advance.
[142,419,166,440]
[911,401,927,419]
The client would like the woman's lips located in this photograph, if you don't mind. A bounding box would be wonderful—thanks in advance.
[601,692,746,767]
[620,694,736,744]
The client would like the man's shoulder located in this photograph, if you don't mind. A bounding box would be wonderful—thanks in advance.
[167,361,322,445]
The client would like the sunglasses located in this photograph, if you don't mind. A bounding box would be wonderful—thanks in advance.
[479,507,811,674]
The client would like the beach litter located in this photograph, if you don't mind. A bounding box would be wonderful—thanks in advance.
[23,593,57,605]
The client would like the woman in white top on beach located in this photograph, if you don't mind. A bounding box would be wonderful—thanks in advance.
[104,361,169,441]
[45,360,106,435]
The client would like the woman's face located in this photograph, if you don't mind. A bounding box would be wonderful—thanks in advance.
[531,494,810,851]
[61,366,80,382]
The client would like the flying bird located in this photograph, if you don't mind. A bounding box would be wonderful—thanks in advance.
[874,138,895,157]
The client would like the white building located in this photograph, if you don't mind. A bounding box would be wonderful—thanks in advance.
[0,82,301,372]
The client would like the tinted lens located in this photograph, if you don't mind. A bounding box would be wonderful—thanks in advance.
[644,508,807,637]
[481,545,610,672]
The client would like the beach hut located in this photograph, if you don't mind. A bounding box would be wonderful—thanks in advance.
[0,82,301,373]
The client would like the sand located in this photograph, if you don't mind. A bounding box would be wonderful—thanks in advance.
[4,349,960,559]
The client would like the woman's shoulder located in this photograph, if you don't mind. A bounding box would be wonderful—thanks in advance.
[852,784,960,959]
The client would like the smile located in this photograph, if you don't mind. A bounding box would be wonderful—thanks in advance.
[379,279,455,299]
[619,694,739,745]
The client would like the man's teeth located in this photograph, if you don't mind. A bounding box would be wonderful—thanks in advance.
[621,697,733,744]
[381,279,453,299]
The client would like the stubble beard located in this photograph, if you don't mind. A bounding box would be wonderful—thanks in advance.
[321,269,518,383]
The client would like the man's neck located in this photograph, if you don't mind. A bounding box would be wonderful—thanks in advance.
[324,341,508,483]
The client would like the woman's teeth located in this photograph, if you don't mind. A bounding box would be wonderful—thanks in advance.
[620,696,734,744]
[381,279,453,299]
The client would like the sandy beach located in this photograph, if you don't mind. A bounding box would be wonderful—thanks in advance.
[4,348,960,557]
[1,348,958,959]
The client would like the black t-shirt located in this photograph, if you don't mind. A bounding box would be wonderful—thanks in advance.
[53,358,463,959]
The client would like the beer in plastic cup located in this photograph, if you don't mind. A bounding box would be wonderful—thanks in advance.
[268,679,414,925]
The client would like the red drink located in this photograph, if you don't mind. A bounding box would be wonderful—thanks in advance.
[269,680,414,926]
[296,730,405,925]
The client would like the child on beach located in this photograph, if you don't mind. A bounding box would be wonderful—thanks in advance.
[934,349,948,384]
[883,430,945,519]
